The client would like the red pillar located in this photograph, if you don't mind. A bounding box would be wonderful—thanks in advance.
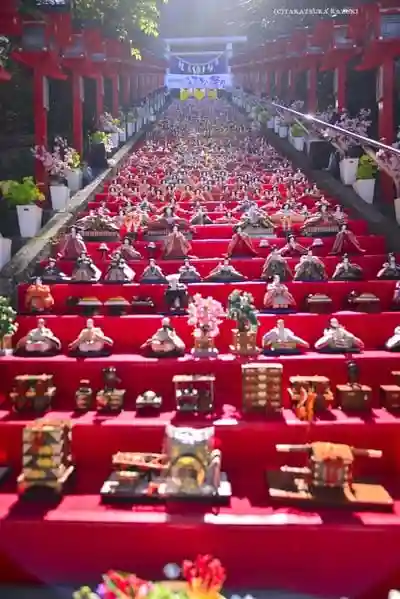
[334,63,346,112]
[72,73,83,156]
[275,68,282,98]
[378,58,395,202]
[122,73,130,106]
[111,74,120,117]
[131,72,138,101]
[95,76,104,121]
[33,70,48,184]
[288,68,296,102]
[307,63,318,113]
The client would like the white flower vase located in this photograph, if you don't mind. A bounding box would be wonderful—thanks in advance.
[279,125,288,138]
[17,205,43,238]
[274,118,280,133]
[267,119,275,129]
[119,129,127,144]
[110,132,119,148]
[293,137,305,151]
[50,185,70,211]
[339,157,359,185]
[0,236,11,270]
[66,169,82,194]
[352,179,375,204]
[127,122,134,137]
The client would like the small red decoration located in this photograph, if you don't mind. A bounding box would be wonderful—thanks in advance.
[182,555,226,592]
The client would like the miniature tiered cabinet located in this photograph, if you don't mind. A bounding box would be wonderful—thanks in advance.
[242,363,283,414]
[173,375,215,413]
[267,442,393,510]
[9,374,56,412]
[288,376,334,414]
[380,371,400,411]
[305,294,333,314]
[18,420,74,497]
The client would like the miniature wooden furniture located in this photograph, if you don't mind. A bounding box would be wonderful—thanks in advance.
[173,375,215,413]
[76,297,103,316]
[242,363,283,413]
[380,371,400,411]
[136,390,163,411]
[105,297,131,315]
[267,442,393,511]
[302,222,339,236]
[96,367,126,412]
[288,376,333,416]
[75,380,93,411]
[305,293,333,314]
[9,375,56,413]
[336,384,372,411]
[347,292,381,313]
[18,420,74,498]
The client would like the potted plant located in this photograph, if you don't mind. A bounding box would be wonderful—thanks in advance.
[64,144,83,194]
[32,138,70,211]
[0,296,18,355]
[0,177,45,238]
[227,290,259,355]
[127,108,138,137]
[291,123,306,152]
[99,113,121,149]
[188,294,224,358]
[89,131,111,170]
[322,108,371,185]
[353,155,378,204]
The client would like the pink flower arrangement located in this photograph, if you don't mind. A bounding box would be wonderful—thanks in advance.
[100,112,121,133]
[322,108,371,156]
[188,294,225,339]
[32,137,80,179]
[367,128,400,196]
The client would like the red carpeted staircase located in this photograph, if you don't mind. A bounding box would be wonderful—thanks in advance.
[1,101,400,599]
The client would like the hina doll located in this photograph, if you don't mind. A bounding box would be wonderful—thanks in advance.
[178,259,202,283]
[294,251,328,281]
[190,207,213,225]
[239,204,275,231]
[58,226,87,259]
[301,203,340,234]
[112,237,142,261]
[76,211,119,235]
[279,235,307,257]
[163,225,193,259]
[392,280,400,307]
[377,253,400,280]
[215,210,239,224]
[385,326,400,351]
[15,317,62,356]
[103,254,135,283]
[140,259,168,283]
[262,318,309,353]
[40,257,69,283]
[261,248,293,281]
[113,209,127,229]
[271,202,304,231]
[147,205,190,233]
[140,317,185,357]
[333,205,347,224]
[164,274,189,313]
[263,275,296,310]
[314,318,364,353]
[226,226,258,258]
[69,318,114,357]
[24,278,54,312]
[205,258,247,282]
[332,254,363,281]
[71,253,102,282]
[232,196,254,213]
[330,225,366,255]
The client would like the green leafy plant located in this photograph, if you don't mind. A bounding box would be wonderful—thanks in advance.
[227,290,259,333]
[291,123,305,138]
[357,154,378,180]
[91,131,110,145]
[0,177,45,207]
[0,296,18,340]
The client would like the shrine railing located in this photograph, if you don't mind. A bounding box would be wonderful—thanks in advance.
[268,101,400,157]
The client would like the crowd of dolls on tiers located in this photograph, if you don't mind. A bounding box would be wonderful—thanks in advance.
[15,99,400,363]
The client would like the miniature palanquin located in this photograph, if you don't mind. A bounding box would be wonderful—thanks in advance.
[267,442,393,510]
[18,420,74,496]
[305,293,333,314]
[173,375,215,413]
[242,363,283,414]
[380,371,400,411]
[9,375,56,413]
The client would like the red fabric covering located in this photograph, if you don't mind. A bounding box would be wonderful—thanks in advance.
[40,254,389,281]
[19,280,399,313]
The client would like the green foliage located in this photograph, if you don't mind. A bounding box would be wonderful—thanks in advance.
[148,583,189,599]
[0,177,44,206]
[90,131,110,144]
[0,296,18,340]
[357,154,378,180]
[227,289,259,332]
[291,123,305,138]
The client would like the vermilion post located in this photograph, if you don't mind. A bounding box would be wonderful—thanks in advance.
[33,70,48,184]
[72,73,83,156]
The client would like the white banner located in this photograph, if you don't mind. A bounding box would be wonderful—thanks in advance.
[165,73,233,89]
